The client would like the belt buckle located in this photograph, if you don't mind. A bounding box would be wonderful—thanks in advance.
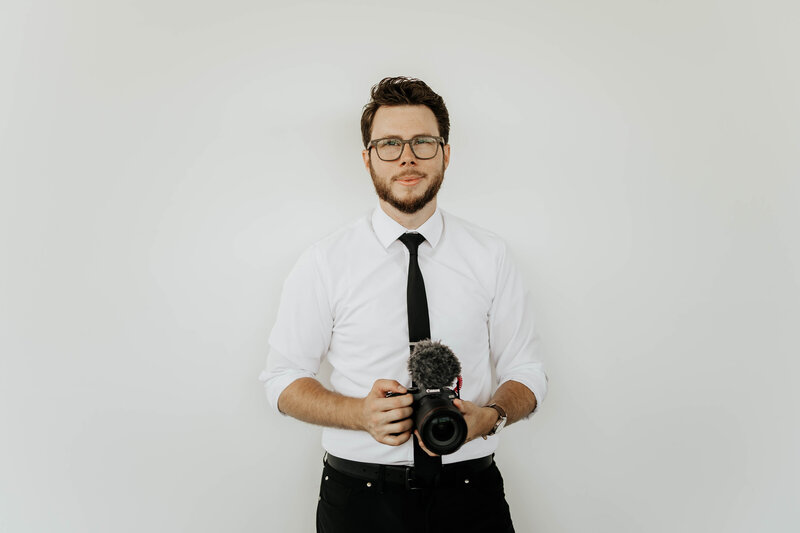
[404,467,423,490]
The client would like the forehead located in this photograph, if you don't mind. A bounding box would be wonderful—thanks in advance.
[371,105,440,139]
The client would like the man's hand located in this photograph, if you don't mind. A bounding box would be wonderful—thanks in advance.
[360,379,414,446]
[414,398,498,457]
[454,399,499,443]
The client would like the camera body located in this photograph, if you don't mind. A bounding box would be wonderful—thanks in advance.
[391,386,468,455]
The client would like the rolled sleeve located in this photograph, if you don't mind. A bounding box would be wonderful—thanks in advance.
[259,349,317,414]
[259,245,333,415]
[488,243,548,417]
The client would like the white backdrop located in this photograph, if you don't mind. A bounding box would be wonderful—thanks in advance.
[2,1,799,532]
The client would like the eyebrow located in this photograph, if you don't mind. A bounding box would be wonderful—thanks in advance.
[375,133,437,140]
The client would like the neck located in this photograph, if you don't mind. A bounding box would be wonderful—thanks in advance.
[379,198,437,230]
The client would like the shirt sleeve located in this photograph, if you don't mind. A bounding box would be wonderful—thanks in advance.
[258,245,333,414]
[488,242,548,417]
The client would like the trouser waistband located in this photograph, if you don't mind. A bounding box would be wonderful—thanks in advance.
[324,453,494,490]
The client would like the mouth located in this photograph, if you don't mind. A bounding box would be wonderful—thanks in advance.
[395,174,425,186]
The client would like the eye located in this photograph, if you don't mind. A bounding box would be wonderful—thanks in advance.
[378,139,402,147]
[413,137,435,145]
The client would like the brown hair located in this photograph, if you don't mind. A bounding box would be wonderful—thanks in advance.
[360,76,450,148]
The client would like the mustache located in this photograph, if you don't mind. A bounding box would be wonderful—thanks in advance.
[393,171,426,180]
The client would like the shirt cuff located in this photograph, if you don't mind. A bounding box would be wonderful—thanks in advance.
[259,368,317,415]
[498,371,548,419]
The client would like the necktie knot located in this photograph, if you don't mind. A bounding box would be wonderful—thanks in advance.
[399,232,426,255]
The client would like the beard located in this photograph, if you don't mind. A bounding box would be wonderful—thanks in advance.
[369,159,445,215]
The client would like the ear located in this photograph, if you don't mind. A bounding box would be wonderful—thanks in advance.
[442,144,451,171]
[362,148,371,171]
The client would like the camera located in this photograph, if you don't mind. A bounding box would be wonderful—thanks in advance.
[390,386,467,455]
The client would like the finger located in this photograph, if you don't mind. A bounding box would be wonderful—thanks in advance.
[414,429,440,457]
[381,430,412,446]
[386,406,413,421]
[385,393,413,409]
[372,379,408,396]
[384,418,413,435]
[372,395,412,416]
[453,398,475,416]
[375,407,413,428]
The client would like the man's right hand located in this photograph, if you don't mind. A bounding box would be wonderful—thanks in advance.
[360,379,414,446]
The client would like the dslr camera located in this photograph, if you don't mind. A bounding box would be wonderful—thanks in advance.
[390,386,467,455]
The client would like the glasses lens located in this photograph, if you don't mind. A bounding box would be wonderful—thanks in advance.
[373,137,440,160]
[410,137,439,159]
[375,139,403,160]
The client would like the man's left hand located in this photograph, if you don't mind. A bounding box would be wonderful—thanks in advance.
[414,399,498,457]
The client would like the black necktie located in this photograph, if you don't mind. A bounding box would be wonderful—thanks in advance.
[399,233,430,345]
[399,232,442,482]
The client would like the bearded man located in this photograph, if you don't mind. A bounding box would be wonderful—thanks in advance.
[260,76,547,533]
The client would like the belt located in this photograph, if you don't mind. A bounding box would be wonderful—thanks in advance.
[324,453,494,490]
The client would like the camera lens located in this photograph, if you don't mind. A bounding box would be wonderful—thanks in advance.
[415,394,468,454]
[430,417,456,442]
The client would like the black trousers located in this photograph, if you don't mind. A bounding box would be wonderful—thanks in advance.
[316,458,515,533]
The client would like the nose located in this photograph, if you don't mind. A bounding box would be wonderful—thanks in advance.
[398,142,418,166]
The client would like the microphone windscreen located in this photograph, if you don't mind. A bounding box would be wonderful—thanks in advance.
[408,340,461,389]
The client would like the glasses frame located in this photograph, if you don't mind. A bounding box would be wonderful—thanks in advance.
[367,136,445,161]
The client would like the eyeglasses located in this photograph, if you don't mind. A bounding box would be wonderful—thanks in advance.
[367,136,444,161]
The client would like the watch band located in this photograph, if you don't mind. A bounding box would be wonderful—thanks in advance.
[483,403,507,439]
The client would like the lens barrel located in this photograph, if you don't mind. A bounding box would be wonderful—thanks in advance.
[413,392,467,455]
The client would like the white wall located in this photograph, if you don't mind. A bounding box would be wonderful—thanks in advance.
[2,1,798,531]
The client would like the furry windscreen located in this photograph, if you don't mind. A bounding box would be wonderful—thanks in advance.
[408,339,462,389]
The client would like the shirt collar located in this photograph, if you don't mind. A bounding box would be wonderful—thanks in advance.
[371,202,443,250]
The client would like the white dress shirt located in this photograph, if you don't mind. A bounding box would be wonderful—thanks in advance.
[259,204,547,465]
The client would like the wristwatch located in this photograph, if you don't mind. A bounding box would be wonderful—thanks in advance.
[482,403,507,439]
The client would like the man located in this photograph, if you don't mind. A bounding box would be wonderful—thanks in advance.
[260,76,547,533]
